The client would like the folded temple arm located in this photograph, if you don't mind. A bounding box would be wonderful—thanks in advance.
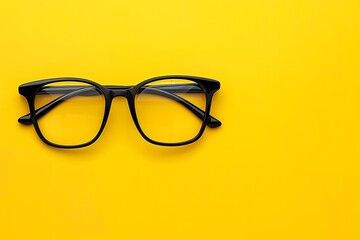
[18,84,221,128]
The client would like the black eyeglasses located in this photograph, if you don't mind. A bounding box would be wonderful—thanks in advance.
[18,75,221,148]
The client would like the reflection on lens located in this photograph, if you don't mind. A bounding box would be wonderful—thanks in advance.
[34,81,105,146]
[135,79,206,144]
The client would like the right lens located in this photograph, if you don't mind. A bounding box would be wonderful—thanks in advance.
[134,79,206,144]
[34,81,106,146]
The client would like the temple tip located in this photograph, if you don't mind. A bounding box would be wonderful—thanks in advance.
[18,115,33,125]
[208,117,222,128]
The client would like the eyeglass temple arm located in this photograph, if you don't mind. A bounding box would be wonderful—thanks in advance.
[18,87,94,125]
[141,87,221,127]
[18,85,221,128]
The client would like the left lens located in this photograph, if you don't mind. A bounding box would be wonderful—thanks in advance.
[34,81,105,146]
[134,79,206,144]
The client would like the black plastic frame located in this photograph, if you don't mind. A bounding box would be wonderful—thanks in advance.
[18,75,221,148]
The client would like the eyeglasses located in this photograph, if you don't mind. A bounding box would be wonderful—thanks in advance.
[18,75,221,148]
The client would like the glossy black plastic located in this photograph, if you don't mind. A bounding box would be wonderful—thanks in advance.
[18,75,221,148]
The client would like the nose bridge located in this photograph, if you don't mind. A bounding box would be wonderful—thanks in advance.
[110,88,131,99]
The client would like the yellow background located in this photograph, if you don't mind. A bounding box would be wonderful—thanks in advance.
[0,0,359,239]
